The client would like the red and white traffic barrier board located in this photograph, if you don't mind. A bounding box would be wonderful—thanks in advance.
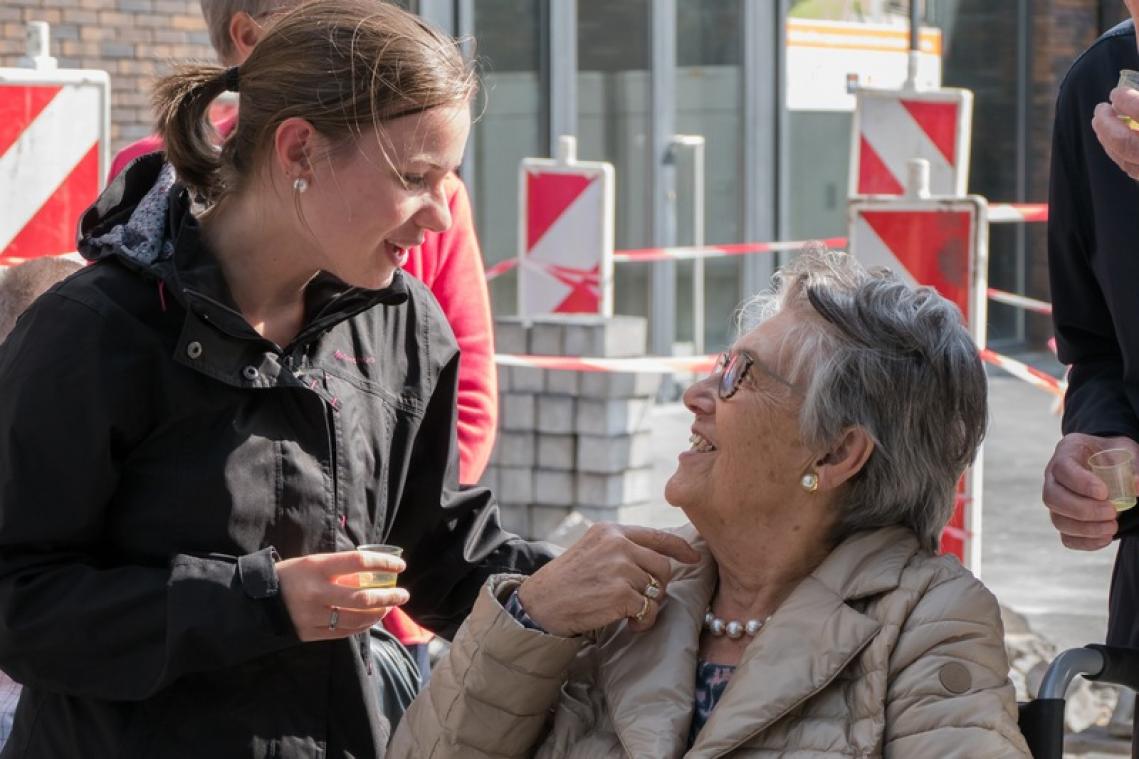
[850,86,972,197]
[0,66,110,265]
[848,194,988,574]
[517,137,614,317]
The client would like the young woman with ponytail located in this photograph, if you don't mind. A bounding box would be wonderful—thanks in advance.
[0,2,555,756]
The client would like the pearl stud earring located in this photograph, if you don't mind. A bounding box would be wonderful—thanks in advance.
[800,472,819,493]
[293,177,309,193]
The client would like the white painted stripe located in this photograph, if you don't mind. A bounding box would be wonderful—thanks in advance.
[859,96,955,193]
[0,85,101,251]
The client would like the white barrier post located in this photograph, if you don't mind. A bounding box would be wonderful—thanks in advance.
[517,135,615,317]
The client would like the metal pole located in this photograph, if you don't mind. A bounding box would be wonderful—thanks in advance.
[742,0,781,300]
[670,135,706,355]
[1013,0,1030,344]
[650,0,678,358]
[18,21,57,70]
[549,0,578,152]
[905,0,922,89]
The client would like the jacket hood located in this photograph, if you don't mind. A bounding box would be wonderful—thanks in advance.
[78,152,178,274]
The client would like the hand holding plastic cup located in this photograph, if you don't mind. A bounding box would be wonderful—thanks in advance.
[1088,448,1137,512]
[355,544,404,588]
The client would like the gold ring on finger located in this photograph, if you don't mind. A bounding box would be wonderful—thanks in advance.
[634,595,650,623]
[643,575,662,600]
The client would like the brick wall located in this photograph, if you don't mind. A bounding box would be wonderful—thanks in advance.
[0,0,215,153]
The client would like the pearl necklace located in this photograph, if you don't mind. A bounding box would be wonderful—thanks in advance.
[703,609,768,639]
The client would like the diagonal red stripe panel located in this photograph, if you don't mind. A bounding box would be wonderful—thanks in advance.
[900,99,958,165]
[0,85,62,158]
[526,172,593,251]
[857,137,905,195]
[860,209,973,314]
[2,145,99,262]
[545,264,600,313]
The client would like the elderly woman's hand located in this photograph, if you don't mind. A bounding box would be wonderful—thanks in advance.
[516,523,700,637]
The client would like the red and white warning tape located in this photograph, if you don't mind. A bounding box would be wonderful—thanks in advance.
[979,348,1065,399]
[611,235,851,264]
[486,204,1047,281]
[986,288,1052,315]
[494,353,716,374]
[988,203,1048,224]
[498,349,1066,402]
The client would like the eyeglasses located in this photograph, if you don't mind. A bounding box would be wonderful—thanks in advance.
[712,349,796,400]
[713,350,754,400]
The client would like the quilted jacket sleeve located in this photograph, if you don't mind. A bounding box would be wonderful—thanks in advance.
[883,561,1030,758]
[388,576,585,758]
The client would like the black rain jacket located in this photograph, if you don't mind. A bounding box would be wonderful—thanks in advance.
[0,155,552,757]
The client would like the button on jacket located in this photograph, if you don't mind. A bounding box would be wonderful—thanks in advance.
[0,155,552,758]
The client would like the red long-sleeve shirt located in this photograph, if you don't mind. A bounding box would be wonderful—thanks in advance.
[110,129,497,646]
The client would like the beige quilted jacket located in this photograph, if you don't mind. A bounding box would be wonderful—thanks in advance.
[389,524,1030,758]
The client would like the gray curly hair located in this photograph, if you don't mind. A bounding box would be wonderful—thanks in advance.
[736,245,987,551]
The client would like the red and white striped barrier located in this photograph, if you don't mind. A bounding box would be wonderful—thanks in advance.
[979,348,1065,399]
[1,67,109,264]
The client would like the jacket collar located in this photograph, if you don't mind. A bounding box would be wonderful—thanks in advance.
[592,524,921,758]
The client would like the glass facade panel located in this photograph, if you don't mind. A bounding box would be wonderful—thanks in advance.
[676,0,743,352]
[468,0,547,313]
[577,0,652,322]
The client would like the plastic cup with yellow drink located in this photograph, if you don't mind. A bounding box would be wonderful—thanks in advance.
[1088,448,1138,512]
[355,544,404,588]
[1118,69,1139,131]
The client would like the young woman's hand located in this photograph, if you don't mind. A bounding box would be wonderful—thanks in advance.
[276,551,410,641]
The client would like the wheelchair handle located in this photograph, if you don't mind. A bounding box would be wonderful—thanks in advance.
[1037,647,1105,700]
[1082,644,1139,693]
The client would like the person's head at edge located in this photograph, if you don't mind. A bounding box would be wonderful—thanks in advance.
[666,245,987,565]
[199,0,296,66]
[153,0,475,295]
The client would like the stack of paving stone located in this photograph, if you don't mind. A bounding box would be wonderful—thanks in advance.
[481,315,664,540]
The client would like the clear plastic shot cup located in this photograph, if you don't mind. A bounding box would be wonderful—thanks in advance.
[1088,448,1137,512]
[1118,69,1139,131]
[355,544,404,588]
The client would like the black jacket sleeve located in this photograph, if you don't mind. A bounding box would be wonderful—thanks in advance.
[0,292,298,700]
[387,308,556,641]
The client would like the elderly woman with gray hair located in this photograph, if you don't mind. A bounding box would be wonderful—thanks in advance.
[390,248,1030,758]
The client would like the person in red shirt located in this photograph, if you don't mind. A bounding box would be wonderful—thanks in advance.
[110,0,498,677]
